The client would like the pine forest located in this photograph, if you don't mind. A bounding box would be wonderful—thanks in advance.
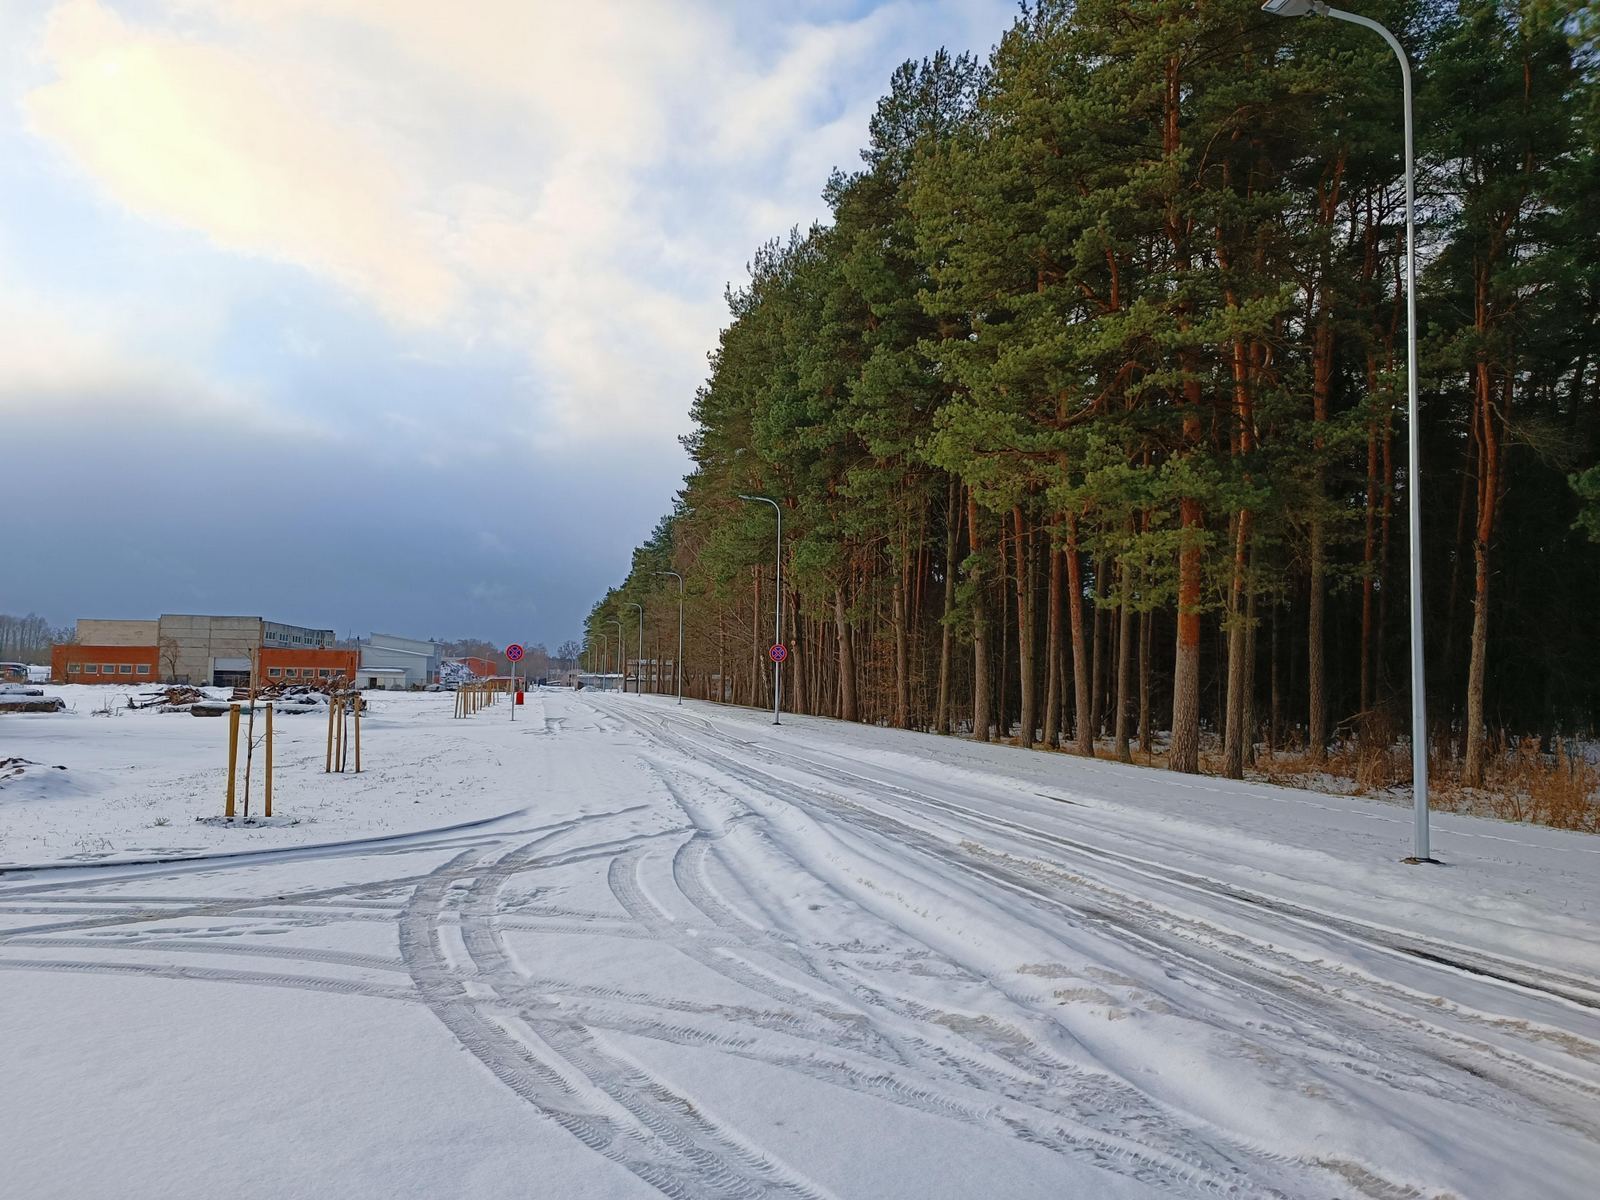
[586,0,1600,825]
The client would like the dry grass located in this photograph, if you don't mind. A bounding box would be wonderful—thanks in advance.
[1252,719,1600,834]
[1426,736,1600,833]
[995,714,1600,834]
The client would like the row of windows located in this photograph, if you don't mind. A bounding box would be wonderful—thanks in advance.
[266,667,338,679]
[67,663,151,675]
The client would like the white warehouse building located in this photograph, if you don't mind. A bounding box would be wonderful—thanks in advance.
[357,633,441,689]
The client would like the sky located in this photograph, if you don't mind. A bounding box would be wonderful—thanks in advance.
[0,0,1012,649]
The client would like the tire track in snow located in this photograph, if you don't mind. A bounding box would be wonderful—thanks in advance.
[589,704,1319,1196]
[594,696,1534,1198]
[633,703,1600,1113]
[461,833,839,1200]
[626,699,1600,1184]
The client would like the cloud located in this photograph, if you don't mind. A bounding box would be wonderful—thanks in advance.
[17,0,1006,449]
[0,264,311,435]
[25,0,457,325]
[5,0,1014,641]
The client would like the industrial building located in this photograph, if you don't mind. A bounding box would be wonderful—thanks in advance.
[57,615,340,687]
[357,633,442,689]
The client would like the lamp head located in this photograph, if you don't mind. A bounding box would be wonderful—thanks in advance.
[1261,0,1324,14]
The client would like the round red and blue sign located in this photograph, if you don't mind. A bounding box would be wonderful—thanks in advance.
[506,643,525,663]
[769,643,788,664]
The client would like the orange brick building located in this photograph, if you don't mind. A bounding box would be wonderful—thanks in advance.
[50,645,357,686]
[52,644,159,683]
[261,648,358,685]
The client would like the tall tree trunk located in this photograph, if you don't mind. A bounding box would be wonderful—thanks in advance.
[1067,513,1093,756]
[1164,49,1203,777]
[752,569,763,709]
[1463,344,1507,787]
[969,491,991,741]
[936,479,959,734]
[1223,510,1253,779]
[1306,159,1343,763]
[834,586,858,723]
[1045,533,1063,749]
[789,589,806,715]
[998,526,1012,739]
[1090,556,1107,738]
[893,537,911,729]
[1138,606,1153,755]
[1223,297,1257,780]
[1360,391,1380,715]
[1170,494,1203,774]
[1308,300,1334,763]
[1013,506,1036,748]
[1243,571,1259,768]
[1114,549,1134,763]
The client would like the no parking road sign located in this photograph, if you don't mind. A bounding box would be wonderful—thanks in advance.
[769,643,788,664]
[506,643,525,663]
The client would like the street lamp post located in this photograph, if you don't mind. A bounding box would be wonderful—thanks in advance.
[625,602,644,695]
[738,494,783,725]
[655,571,685,705]
[607,618,624,694]
[596,633,609,692]
[1263,0,1433,863]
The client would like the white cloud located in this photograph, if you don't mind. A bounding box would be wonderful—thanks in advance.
[25,0,458,325]
[16,0,1009,448]
[0,262,314,435]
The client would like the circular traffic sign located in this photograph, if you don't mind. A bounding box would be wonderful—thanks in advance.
[506,643,525,663]
[769,643,788,663]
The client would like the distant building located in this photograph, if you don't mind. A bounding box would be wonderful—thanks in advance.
[261,647,358,686]
[52,644,159,684]
[358,633,441,689]
[357,666,410,691]
[58,614,339,687]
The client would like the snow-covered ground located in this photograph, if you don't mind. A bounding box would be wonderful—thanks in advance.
[0,685,530,867]
[2,688,1596,1199]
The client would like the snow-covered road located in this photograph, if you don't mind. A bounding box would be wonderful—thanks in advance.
[4,690,1597,1199]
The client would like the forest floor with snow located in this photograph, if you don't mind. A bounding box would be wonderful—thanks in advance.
[2,688,1597,1198]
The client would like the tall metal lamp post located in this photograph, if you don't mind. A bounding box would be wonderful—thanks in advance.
[625,602,644,695]
[738,494,783,725]
[655,571,685,705]
[1262,0,1432,863]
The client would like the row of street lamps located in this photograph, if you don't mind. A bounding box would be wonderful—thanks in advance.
[582,494,783,719]
[579,3,1432,862]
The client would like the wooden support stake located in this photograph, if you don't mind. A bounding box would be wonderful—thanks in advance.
[225,703,241,819]
[264,703,274,818]
[353,695,362,774]
[325,694,336,772]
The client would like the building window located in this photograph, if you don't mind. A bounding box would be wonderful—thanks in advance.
[318,669,331,678]
[268,667,282,678]
[119,664,133,674]
[137,664,150,675]
[82,664,97,674]
[68,663,80,674]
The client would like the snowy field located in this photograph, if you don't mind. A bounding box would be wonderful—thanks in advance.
[2,688,1597,1198]
[0,685,529,867]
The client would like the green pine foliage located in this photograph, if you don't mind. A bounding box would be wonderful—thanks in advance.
[586,0,1600,775]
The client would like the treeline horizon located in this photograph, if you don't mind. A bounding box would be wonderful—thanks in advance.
[588,0,1600,784]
